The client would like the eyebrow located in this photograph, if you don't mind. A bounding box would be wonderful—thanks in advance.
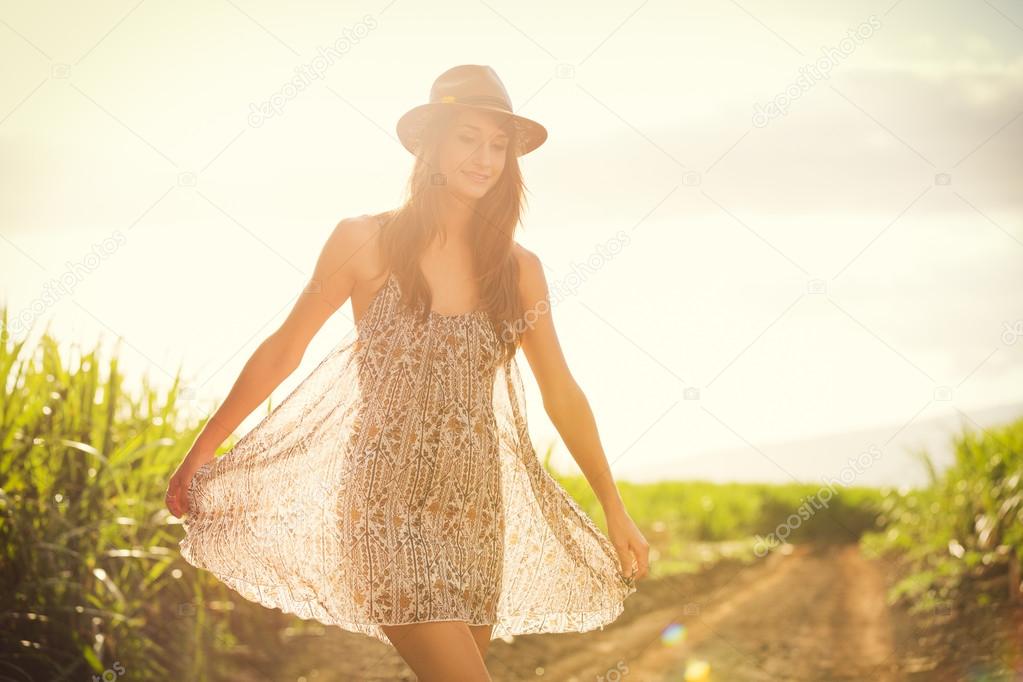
[459,124,508,140]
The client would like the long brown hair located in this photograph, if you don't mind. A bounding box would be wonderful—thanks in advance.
[371,107,530,365]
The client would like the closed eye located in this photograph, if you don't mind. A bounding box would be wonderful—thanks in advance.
[461,135,506,151]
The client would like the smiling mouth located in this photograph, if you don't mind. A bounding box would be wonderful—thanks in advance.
[463,171,490,183]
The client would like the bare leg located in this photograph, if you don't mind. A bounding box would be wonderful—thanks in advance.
[468,623,494,660]
[380,621,492,682]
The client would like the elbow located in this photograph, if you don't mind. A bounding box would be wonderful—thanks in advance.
[541,379,585,420]
[266,330,305,374]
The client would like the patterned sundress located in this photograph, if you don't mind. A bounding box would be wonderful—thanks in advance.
[179,266,637,646]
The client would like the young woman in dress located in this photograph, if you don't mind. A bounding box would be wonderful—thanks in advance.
[166,65,649,682]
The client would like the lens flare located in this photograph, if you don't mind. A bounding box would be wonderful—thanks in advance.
[660,621,686,646]
[684,659,711,681]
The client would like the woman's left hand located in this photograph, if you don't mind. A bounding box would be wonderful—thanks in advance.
[605,506,650,581]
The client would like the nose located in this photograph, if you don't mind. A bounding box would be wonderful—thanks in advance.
[472,139,494,168]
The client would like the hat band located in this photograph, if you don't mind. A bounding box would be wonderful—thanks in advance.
[436,94,512,111]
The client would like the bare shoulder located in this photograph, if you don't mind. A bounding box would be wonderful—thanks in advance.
[317,213,387,282]
[511,242,549,309]
[511,241,540,269]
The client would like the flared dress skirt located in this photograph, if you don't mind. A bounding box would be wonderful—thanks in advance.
[179,271,637,645]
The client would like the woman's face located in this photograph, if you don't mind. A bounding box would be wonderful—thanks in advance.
[437,109,509,201]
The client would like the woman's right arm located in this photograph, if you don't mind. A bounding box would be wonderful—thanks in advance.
[164,216,376,517]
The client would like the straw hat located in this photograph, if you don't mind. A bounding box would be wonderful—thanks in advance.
[396,64,548,157]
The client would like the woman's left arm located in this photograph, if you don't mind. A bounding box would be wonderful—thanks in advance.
[515,247,650,581]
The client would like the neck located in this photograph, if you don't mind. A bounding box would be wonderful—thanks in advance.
[435,191,476,244]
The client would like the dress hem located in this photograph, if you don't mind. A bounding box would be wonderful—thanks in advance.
[179,538,631,647]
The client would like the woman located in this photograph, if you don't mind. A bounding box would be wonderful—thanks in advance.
[166,64,649,681]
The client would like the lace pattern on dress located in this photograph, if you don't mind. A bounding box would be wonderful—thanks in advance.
[179,270,637,645]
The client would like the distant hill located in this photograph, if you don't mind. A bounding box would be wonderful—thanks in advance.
[643,400,1023,488]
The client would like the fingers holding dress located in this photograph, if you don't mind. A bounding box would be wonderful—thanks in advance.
[166,457,207,518]
[165,472,188,517]
[607,507,650,582]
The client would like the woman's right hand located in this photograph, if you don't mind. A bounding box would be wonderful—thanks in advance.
[165,449,213,518]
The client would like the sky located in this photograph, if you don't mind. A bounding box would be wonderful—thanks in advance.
[1,0,1021,488]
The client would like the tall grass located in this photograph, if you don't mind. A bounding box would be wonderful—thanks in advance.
[0,307,237,680]
[547,444,885,574]
[861,414,1023,610]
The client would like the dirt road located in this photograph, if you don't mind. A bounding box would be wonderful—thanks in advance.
[482,543,900,682]
[252,542,1021,680]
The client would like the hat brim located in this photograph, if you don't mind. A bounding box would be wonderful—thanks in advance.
[396,102,548,157]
